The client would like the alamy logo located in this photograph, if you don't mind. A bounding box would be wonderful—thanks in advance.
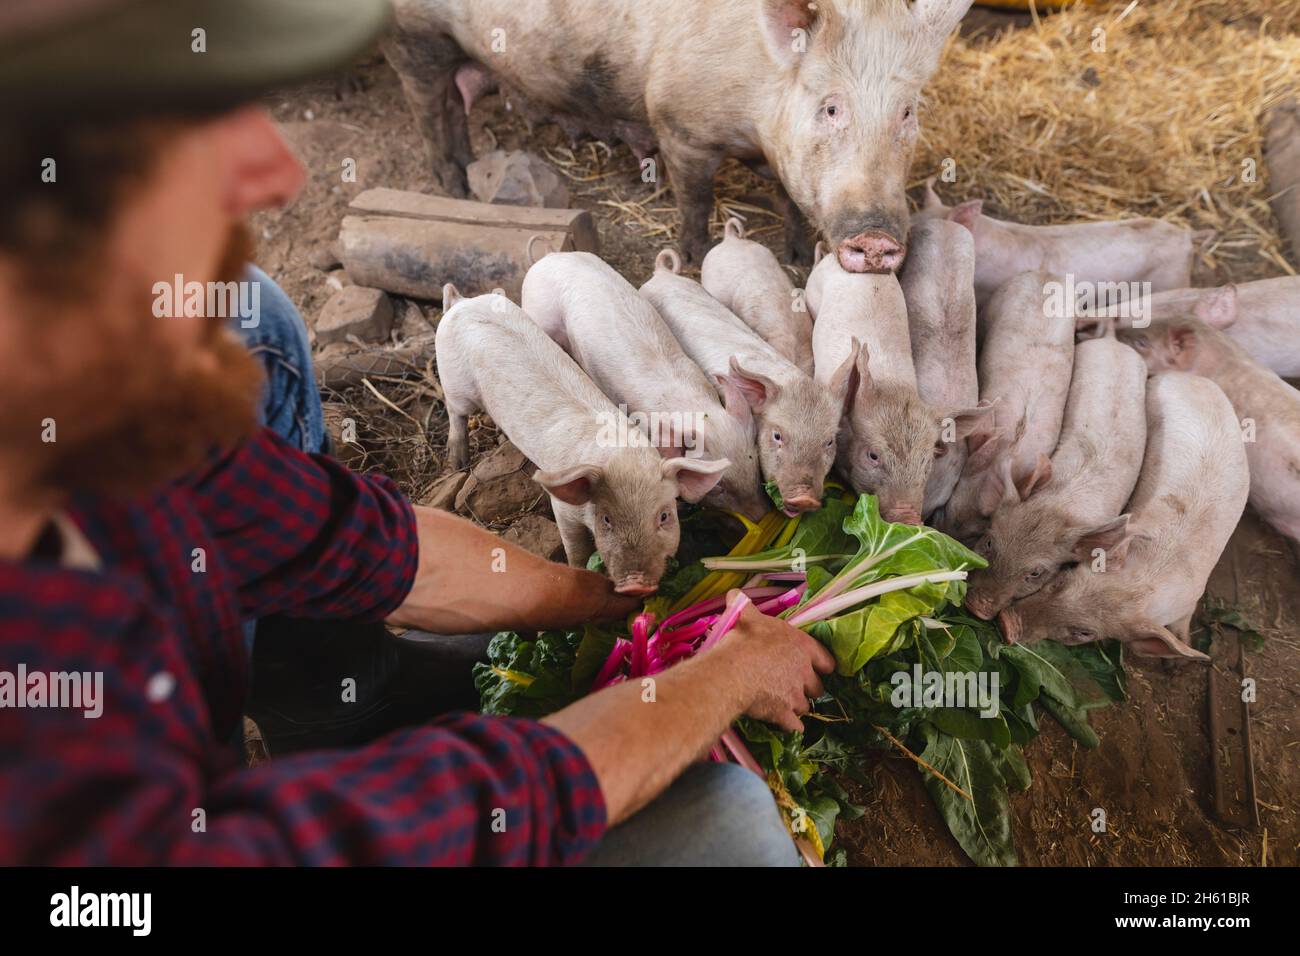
[0,665,102,718]
[595,405,710,457]
[50,886,151,936]
[152,274,260,328]
[1042,274,1151,327]
[890,665,1000,718]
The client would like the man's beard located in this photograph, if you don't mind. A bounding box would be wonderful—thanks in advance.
[5,224,265,500]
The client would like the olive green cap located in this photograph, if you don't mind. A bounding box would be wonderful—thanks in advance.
[0,0,392,117]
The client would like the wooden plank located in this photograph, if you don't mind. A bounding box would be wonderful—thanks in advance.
[338,215,573,302]
[348,188,599,253]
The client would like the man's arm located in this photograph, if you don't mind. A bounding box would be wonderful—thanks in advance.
[387,506,638,633]
[544,599,837,826]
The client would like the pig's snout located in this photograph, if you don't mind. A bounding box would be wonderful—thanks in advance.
[614,575,659,597]
[996,608,1022,644]
[965,590,1000,621]
[837,230,905,274]
[781,487,821,515]
[881,503,922,526]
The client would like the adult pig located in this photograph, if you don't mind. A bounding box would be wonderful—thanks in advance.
[807,252,987,524]
[385,0,974,267]
[435,287,730,593]
[899,218,983,515]
[936,270,1077,543]
[964,326,1148,619]
[701,218,813,374]
[1118,317,1300,561]
[917,179,1198,309]
[998,372,1249,659]
[640,251,844,514]
[521,251,767,521]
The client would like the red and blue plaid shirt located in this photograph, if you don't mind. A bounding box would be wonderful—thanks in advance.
[0,428,606,865]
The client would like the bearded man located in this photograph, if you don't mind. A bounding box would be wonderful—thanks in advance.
[0,0,834,865]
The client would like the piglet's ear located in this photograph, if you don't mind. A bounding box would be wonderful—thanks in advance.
[828,338,863,416]
[1013,453,1053,500]
[1169,323,1200,369]
[949,200,982,232]
[976,456,1015,517]
[1124,621,1210,661]
[1070,514,1133,565]
[534,464,602,507]
[722,357,781,412]
[662,457,731,503]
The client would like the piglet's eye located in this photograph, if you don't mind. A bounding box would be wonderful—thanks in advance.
[601,515,612,529]
[659,511,671,524]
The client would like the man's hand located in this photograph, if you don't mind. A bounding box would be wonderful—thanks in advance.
[712,596,836,732]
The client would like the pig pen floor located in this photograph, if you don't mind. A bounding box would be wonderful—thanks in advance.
[251,49,1298,867]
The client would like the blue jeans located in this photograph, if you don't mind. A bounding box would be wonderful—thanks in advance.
[229,266,325,456]
[582,762,800,867]
[230,267,326,658]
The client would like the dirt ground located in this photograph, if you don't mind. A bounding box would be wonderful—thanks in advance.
[252,16,1298,867]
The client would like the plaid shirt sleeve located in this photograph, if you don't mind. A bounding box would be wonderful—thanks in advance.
[0,564,606,865]
[183,428,420,622]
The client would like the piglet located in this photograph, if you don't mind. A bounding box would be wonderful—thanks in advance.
[701,218,813,375]
[917,178,1200,309]
[899,218,985,516]
[1119,317,1300,561]
[639,250,843,514]
[435,286,730,593]
[521,251,767,521]
[936,270,1077,543]
[1080,278,1300,379]
[807,252,987,525]
[998,372,1249,659]
[964,325,1148,619]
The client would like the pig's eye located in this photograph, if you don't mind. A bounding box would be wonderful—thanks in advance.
[902,106,913,121]
[825,437,835,449]
[1069,627,1096,641]
[865,449,881,465]
[1027,566,1046,580]
[1134,336,1149,348]
[976,536,992,555]
[772,430,783,444]
[601,514,612,529]
[658,510,672,526]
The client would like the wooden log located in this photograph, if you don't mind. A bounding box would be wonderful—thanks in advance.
[314,334,437,392]
[1264,98,1300,269]
[338,189,599,302]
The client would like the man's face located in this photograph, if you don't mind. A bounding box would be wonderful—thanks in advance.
[0,107,306,500]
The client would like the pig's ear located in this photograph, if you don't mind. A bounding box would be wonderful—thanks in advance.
[1194,285,1238,329]
[723,357,781,412]
[442,283,463,309]
[1012,453,1052,500]
[724,217,746,241]
[949,200,982,232]
[533,464,602,507]
[1168,323,1200,369]
[662,457,731,503]
[829,338,863,415]
[976,456,1016,516]
[948,403,996,440]
[758,0,833,69]
[717,375,755,428]
[1124,620,1210,661]
[1069,513,1132,564]
[912,0,975,38]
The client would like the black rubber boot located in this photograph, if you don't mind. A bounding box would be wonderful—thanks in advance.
[246,615,492,756]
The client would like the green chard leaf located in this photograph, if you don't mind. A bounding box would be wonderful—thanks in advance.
[917,724,1019,867]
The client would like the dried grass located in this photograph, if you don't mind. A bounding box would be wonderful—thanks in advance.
[918,0,1300,280]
